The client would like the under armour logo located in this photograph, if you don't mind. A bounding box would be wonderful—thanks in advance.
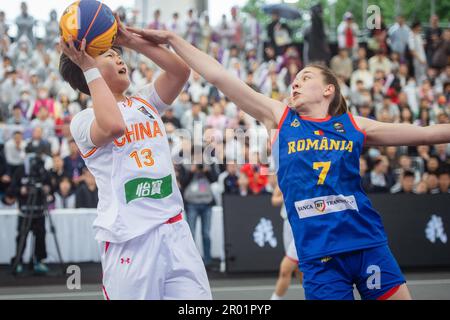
[120,258,131,264]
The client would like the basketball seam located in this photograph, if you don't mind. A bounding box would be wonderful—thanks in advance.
[87,20,117,53]
[81,2,103,45]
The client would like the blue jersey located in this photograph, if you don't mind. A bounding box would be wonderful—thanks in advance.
[273,108,387,261]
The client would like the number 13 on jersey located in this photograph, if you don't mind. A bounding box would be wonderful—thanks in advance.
[313,161,331,185]
[130,148,154,168]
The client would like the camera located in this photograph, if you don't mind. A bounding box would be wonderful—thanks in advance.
[24,153,47,185]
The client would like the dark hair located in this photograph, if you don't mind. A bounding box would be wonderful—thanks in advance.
[306,63,348,116]
[411,21,421,29]
[403,170,415,179]
[58,46,123,96]
[437,167,449,177]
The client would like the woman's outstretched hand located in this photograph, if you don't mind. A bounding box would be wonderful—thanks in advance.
[125,27,173,45]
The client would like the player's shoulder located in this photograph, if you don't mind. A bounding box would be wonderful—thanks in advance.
[71,108,95,124]
[70,108,95,140]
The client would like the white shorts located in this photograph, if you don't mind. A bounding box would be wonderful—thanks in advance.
[100,217,212,300]
[286,240,299,263]
[283,219,298,263]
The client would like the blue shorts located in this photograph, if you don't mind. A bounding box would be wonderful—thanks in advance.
[299,245,406,300]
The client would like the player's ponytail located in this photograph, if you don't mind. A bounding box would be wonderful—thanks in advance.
[307,63,348,116]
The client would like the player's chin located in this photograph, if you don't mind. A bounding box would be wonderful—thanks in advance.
[288,97,303,112]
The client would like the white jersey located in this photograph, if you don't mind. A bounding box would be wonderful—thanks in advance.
[70,85,184,243]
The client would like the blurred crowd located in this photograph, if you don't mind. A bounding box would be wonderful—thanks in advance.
[0,2,449,214]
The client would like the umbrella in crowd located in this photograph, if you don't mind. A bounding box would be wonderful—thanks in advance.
[262,3,302,20]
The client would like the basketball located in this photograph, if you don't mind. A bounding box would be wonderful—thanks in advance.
[59,0,117,57]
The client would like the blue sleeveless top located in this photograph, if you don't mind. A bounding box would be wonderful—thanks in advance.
[272,108,387,261]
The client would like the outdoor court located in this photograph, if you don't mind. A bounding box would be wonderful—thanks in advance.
[0,263,449,300]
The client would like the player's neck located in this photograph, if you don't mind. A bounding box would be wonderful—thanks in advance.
[297,102,329,119]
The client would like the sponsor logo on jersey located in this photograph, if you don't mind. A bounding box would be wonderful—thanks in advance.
[294,194,358,219]
[321,256,333,263]
[114,121,164,147]
[124,175,172,203]
[314,200,326,212]
[138,106,155,119]
[333,122,345,133]
[287,138,353,154]
[290,119,300,127]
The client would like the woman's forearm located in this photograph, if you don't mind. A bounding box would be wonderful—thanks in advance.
[128,37,190,78]
[167,33,224,86]
[88,77,126,134]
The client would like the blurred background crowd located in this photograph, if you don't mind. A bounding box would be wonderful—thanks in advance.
[0,1,448,269]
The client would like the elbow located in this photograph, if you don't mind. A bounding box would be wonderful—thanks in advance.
[180,64,191,82]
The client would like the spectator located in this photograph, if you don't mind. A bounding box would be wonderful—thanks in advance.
[53,176,75,209]
[229,6,243,49]
[303,3,330,65]
[0,11,9,38]
[167,12,182,36]
[75,168,98,208]
[4,131,26,177]
[148,9,166,30]
[424,172,440,194]
[350,60,373,91]
[181,102,206,132]
[392,170,415,194]
[7,104,30,132]
[376,96,400,123]
[437,168,450,193]
[63,139,85,184]
[25,127,51,156]
[219,162,240,195]
[15,2,35,45]
[425,14,442,66]
[368,50,392,77]
[267,11,291,56]
[182,163,218,267]
[362,157,395,193]
[30,106,55,140]
[337,12,359,58]
[388,16,411,61]
[44,10,59,49]
[161,106,181,129]
[49,154,66,192]
[330,48,353,83]
[1,69,24,120]
[431,29,450,71]
[408,21,427,84]
[237,172,250,196]
[239,152,269,195]
[184,9,200,47]
[434,143,449,165]
[206,102,228,132]
[30,86,55,119]
[200,14,213,53]
[172,91,192,120]
[415,180,428,194]
[425,156,441,175]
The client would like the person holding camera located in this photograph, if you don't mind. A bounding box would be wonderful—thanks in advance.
[9,154,53,275]
[181,162,218,268]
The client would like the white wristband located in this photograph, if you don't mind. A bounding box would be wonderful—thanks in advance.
[83,68,102,84]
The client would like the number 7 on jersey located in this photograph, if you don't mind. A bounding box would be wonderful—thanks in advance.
[313,161,331,185]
